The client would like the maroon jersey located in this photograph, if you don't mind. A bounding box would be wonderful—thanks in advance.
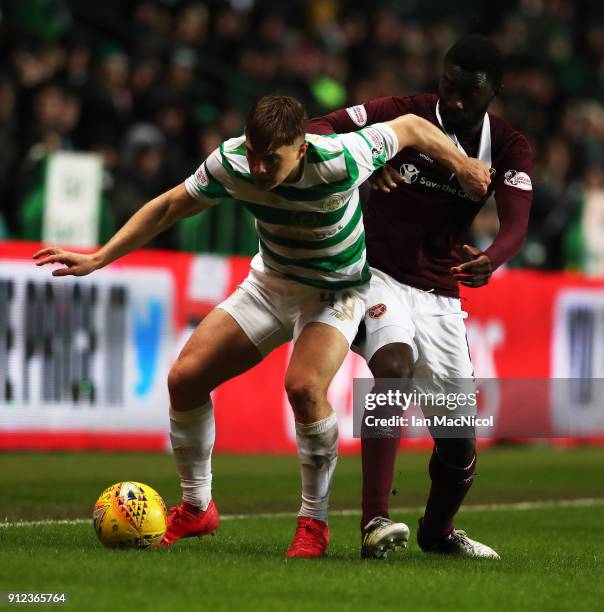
[308,94,533,297]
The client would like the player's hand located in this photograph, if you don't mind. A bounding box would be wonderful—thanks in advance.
[370,165,405,193]
[456,159,493,201]
[450,244,493,288]
[33,247,100,277]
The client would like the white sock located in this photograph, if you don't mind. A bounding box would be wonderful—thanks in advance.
[169,400,214,510]
[295,411,339,523]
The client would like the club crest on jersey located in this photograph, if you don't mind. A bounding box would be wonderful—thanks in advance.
[399,163,420,184]
[346,105,367,127]
[503,170,532,191]
[368,303,387,319]
[322,194,344,211]
[195,163,209,187]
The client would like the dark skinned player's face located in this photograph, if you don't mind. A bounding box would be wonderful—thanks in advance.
[438,62,498,133]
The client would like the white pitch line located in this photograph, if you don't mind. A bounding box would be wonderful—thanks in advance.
[1,498,603,529]
[220,497,604,520]
[0,518,91,528]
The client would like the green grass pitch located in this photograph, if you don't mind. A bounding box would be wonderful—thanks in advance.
[1,447,603,611]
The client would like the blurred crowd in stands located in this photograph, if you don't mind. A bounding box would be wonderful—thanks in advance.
[0,0,603,271]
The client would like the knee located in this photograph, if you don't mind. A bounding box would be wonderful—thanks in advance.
[167,362,191,404]
[369,343,415,379]
[168,360,210,408]
[285,376,326,421]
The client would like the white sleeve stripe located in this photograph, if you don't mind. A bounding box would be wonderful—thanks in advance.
[184,176,221,205]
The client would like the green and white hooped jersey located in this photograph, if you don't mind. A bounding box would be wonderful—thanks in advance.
[185,123,399,289]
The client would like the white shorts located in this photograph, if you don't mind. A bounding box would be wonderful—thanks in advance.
[217,267,369,357]
[354,268,474,379]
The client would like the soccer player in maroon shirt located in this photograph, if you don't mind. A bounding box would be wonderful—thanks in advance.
[309,35,533,559]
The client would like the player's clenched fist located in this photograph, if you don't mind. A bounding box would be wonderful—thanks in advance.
[32,247,100,277]
[456,158,493,200]
[450,244,493,287]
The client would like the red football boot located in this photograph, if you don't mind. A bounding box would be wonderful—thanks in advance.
[160,500,220,546]
[285,516,330,558]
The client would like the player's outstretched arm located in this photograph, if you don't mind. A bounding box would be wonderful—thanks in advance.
[33,183,210,276]
[384,114,491,200]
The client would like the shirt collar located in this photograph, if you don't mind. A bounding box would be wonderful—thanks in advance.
[435,99,492,167]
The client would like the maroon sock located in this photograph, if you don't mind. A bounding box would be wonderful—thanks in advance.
[361,436,400,530]
[421,446,476,539]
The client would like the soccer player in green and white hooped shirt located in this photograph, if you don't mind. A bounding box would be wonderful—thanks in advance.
[34,96,490,558]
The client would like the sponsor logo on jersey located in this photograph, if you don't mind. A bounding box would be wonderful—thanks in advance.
[397,170,481,201]
[400,163,420,184]
[420,153,434,163]
[364,127,385,158]
[368,303,387,319]
[322,194,344,211]
[503,170,532,191]
[312,227,340,240]
[417,175,476,200]
[195,163,209,187]
[346,105,368,127]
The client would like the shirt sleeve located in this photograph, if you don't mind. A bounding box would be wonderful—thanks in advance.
[484,135,534,269]
[339,123,400,186]
[184,148,230,206]
[308,96,412,135]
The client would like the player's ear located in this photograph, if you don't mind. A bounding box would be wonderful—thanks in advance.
[298,142,309,158]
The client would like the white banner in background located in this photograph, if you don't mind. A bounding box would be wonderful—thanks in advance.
[42,152,103,248]
[0,262,175,432]
[551,289,604,434]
